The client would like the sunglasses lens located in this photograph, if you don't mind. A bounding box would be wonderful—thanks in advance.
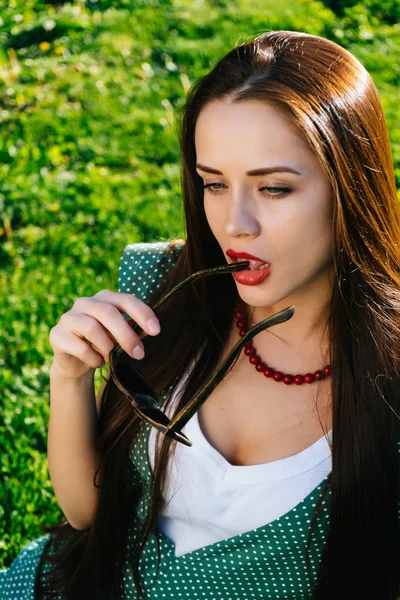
[114,361,158,410]
[138,406,171,427]
[113,356,191,445]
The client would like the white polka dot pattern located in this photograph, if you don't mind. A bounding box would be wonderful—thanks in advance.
[1,240,400,599]
[117,239,186,308]
[121,417,331,599]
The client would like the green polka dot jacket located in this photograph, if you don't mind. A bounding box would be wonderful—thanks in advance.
[1,240,399,599]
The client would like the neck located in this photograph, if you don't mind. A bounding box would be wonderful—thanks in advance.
[235,302,331,375]
[238,264,334,373]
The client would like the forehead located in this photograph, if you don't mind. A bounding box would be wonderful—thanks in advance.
[195,99,314,170]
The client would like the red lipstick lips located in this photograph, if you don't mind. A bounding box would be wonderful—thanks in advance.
[226,249,267,263]
[226,249,272,286]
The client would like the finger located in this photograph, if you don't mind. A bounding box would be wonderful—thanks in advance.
[50,326,107,369]
[78,290,161,337]
[65,304,145,359]
[67,313,124,361]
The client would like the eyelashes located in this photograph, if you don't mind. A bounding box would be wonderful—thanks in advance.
[203,183,291,199]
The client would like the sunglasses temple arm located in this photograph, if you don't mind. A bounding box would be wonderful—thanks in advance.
[111,262,250,359]
[168,305,295,434]
[125,261,251,337]
[153,263,249,308]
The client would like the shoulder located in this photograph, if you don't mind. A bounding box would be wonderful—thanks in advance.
[118,238,186,303]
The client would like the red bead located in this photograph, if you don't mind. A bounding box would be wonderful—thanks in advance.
[234,309,331,385]
[263,367,274,377]
[244,347,255,356]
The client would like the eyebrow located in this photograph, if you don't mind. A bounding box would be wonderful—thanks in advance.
[195,164,302,176]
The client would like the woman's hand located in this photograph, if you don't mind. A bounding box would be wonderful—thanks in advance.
[49,290,161,380]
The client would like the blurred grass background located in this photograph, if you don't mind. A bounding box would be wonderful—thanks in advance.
[0,0,399,566]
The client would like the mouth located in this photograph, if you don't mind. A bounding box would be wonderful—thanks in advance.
[230,257,271,271]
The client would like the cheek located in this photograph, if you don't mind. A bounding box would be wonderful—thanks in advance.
[267,199,333,263]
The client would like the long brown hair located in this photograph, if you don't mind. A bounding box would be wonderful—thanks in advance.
[39,30,400,599]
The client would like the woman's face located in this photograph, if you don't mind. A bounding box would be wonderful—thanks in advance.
[194,99,335,323]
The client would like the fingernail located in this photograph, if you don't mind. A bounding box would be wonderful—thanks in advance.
[146,318,160,334]
[132,344,145,360]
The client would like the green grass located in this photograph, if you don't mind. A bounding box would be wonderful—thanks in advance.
[1,0,399,567]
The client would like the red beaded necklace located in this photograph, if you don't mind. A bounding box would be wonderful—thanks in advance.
[234,301,331,385]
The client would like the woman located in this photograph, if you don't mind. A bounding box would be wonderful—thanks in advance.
[1,29,399,600]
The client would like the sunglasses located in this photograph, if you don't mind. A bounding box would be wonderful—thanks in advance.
[109,260,295,447]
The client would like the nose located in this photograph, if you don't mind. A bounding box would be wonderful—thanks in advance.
[224,194,261,238]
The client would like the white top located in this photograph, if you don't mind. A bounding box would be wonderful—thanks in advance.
[147,364,332,558]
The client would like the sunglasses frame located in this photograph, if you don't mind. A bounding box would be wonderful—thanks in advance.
[108,260,295,446]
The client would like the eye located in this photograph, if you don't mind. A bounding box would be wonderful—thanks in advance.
[203,183,291,198]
